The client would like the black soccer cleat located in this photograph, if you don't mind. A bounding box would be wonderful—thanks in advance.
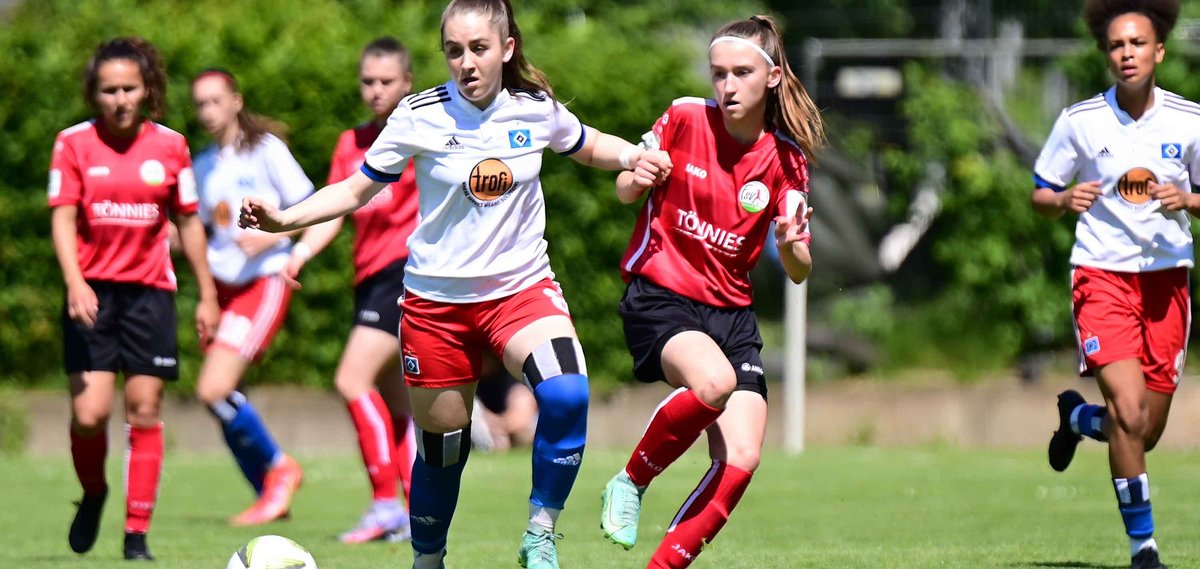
[1048,389,1086,472]
[1131,547,1167,569]
[123,532,155,561]
[69,489,108,554]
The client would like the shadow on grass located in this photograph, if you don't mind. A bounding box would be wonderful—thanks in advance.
[1011,562,1125,569]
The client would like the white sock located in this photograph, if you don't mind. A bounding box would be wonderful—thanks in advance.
[528,504,560,533]
[1131,536,1157,557]
[413,549,446,569]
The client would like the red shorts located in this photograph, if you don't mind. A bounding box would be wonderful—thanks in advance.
[1072,266,1190,394]
[211,275,292,361]
[400,279,572,389]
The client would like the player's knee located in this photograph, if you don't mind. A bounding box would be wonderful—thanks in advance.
[1144,433,1161,452]
[524,337,590,418]
[195,382,232,406]
[690,367,737,409]
[125,399,161,426]
[416,424,471,468]
[72,409,109,434]
[722,445,762,473]
[1109,397,1149,439]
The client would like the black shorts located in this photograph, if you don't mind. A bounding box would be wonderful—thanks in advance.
[354,259,406,336]
[63,281,179,380]
[619,277,767,399]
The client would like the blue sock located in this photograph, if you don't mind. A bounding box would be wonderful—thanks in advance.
[1071,404,1108,442]
[529,373,589,510]
[208,392,281,494]
[1114,474,1154,540]
[410,426,470,555]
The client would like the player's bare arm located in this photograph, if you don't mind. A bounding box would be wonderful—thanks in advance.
[241,170,386,233]
[1032,180,1102,219]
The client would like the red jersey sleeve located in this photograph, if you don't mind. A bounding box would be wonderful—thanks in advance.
[326,130,354,186]
[48,132,83,208]
[646,105,676,153]
[170,135,199,216]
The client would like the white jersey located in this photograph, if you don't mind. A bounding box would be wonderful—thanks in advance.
[362,81,586,302]
[1034,86,1200,272]
[194,134,314,285]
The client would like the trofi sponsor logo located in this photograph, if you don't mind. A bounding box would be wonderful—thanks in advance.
[739,181,770,213]
[1116,167,1157,207]
[139,159,166,186]
[675,209,746,255]
[462,158,517,206]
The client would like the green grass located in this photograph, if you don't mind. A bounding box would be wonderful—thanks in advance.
[3,447,1200,568]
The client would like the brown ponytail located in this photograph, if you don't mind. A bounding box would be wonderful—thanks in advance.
[712,16,826,156]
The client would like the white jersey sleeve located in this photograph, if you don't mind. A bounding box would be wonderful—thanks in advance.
[547,100,585,156]
[262,135,314,208]
[362,101,421,181]
[1033,110,1082,191]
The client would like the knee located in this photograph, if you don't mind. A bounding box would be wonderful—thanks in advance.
[690,368,737,409]
[1109,397,1149,439]
[1144,434,1161,452]
[72,409,110,435]
[524,337,589,420]
[533,374,589,420]
[195,382,231,406]
[334,372,367,402]
[125,398,161,426]
[721,444,762,473]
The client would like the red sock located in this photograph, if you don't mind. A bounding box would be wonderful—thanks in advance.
[348,392,399,501]
[125,423,163,534]
[648,461,753,568]
[393,413,415,504]
[70,427,108,495]
[624,389,722,487]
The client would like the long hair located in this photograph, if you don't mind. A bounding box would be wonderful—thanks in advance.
[192,68,288,153]
[1083,0,1181,50]
[712,16,826,157]
[441,0,555,99]
[83,37,168,120]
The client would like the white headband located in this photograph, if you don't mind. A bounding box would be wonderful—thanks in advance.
[709,36,776,68]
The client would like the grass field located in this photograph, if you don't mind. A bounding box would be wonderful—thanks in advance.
[3,447,1200,568]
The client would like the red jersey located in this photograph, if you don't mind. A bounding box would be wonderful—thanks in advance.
[620,98,809,308]
[327,121,419,284]
[48,120,198,291]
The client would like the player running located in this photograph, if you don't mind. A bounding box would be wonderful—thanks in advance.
[598,15,822,568]
[51,37,220,561]
[283,37,420,544]
[190,68,319,526]
[1037,2,1195,568]
[239,1,669,567]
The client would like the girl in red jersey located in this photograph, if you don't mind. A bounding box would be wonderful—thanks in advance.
[190,69,319,526]
[50,37,220,561]
[599,16,822,568]
[284,37,420,544]
[1038,2,1196,568]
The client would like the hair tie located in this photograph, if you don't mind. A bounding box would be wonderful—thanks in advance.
[709,36,775,67]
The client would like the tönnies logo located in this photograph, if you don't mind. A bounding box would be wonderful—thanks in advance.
[685,163,708,179]
[91,201,160,225]
[675,209,745,254]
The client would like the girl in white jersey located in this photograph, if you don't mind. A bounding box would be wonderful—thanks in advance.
[191,69,321,527]
[240,1,670,567]
[599,16,820,568]
[1035,2,1197,568]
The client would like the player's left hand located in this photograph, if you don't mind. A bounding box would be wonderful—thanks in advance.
[633,150,672,188]
[236,230,282,258]
[1149,181,1196,212]
[195,297,220,347]
[774,204,813,249]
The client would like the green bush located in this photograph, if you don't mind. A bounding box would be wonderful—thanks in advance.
[0,0,762,389]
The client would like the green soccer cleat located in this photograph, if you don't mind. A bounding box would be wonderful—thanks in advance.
[600,471,644,550]
[517,528,562,569]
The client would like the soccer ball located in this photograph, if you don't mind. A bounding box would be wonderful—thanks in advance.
[226,535,318,569]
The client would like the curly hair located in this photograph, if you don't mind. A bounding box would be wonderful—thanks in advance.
[1083,0,1181,50]
[83,37,167,120]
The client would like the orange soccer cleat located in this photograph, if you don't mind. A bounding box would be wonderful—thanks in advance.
[230,454,303,526]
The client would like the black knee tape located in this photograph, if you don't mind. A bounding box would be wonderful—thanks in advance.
[415,424,471,467]
[522,337,587,389]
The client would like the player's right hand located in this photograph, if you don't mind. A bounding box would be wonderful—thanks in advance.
[66,281,99,328]
[281,256,305,290]
[1058,180,1102,213]
[632,150,672,189]
[239,197,286,233]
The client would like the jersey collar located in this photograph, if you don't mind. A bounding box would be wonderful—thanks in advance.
[1104,85,1163,126]
[448,80,509,119]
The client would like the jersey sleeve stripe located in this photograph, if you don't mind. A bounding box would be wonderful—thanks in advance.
[1163,102,1200,118]
[1066,102,1106,116]
[360,162,401,183]
[557,125,587,156]
[1034,172,1065,192]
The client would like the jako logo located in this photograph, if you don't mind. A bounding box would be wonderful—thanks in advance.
[671,544,695,561]
[685,163,708,179]
[638,450,664,472]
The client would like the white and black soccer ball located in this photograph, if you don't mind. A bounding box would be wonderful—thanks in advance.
[227,535,318,569]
